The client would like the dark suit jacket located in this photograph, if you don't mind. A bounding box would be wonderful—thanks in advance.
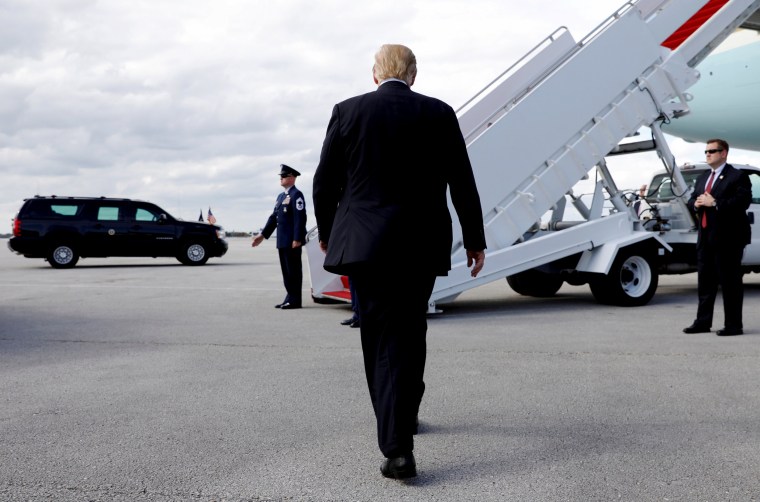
[313,81,486,276]
[261,186,307,249]
[686,164,751,248]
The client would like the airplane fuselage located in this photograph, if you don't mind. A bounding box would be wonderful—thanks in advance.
[663,36,760,150]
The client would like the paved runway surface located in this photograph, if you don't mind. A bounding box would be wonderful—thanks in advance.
[2,237,760,501]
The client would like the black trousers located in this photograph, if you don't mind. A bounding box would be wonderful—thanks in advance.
[277,246,302,306]
[351,267,436,458]
[348,277,359,319]
[696,241,745,330]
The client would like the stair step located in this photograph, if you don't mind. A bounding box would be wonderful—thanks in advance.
[322,290,352,302]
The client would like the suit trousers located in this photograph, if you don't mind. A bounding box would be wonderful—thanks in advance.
[696,241,745,329]
[351,266,437,458]
[277,246,302,306]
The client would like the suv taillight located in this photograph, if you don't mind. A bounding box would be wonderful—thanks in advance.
[12,218,21,237]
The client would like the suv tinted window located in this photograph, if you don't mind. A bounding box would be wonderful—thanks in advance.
[50,204,79,216]
[135,207,160,222]
[24,200,84,218]
[97,206,121,221]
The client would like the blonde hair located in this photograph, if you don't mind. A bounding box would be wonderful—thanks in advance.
[373,44,417,85]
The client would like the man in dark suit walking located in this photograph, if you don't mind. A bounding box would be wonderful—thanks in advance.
[252,164,307,310]
[313,44,486,479]
[683,139,751,336]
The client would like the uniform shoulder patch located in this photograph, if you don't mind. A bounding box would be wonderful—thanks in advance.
[296,197,304,211]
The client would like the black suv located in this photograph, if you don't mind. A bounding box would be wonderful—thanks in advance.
[8,196,228,268]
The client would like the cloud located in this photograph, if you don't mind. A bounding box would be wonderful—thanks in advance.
[2,0,759,233]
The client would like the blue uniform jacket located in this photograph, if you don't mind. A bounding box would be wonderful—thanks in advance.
[261,186,307,249]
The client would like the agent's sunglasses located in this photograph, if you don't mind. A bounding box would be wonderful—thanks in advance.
[704,149,724,154]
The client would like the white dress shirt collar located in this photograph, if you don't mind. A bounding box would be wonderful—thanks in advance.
[378,78,408,87]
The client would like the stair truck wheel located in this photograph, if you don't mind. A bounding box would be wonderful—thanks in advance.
[589,246,658,306]
[507,269,564,297]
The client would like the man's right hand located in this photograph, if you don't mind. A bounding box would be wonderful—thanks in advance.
[252,234,265,247]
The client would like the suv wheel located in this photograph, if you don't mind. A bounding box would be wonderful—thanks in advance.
[47,242,80,269]
[178,241,209,265]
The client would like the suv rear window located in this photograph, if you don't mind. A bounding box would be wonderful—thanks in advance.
[50,204,80,216]
[23,200,84,218]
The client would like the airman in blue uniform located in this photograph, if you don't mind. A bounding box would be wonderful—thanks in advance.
[252,164,308,309]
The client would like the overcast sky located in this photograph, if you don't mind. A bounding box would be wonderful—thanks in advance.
[2,0,759,233]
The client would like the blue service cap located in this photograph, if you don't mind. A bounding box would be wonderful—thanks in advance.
[279,164,301,177]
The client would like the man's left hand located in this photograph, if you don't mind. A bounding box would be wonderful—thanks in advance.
[467,250,485,277]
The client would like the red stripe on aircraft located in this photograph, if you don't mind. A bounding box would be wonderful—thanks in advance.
[661,0,730,50]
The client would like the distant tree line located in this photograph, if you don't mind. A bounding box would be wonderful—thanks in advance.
[0,231,256,238]
[226,231,254,237]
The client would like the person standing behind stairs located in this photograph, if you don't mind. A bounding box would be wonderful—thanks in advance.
[683,139,751,336]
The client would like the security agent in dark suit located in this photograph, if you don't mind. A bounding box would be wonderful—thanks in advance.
[252,164,307,310]
[683,139,751,336]
[313,44,486,479]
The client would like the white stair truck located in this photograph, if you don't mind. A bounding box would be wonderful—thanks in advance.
[305,0,760,310]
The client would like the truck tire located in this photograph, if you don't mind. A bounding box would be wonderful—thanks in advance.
[47,242,80,269]
[589,247,658,306]
[507,269,564,297]
[177,241,209,265]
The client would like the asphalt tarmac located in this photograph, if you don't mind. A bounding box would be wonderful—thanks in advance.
[2,237,760,501]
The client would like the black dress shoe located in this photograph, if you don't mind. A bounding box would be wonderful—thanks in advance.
[683,323,711,334]
[279,303,301,310]
[350,319,361,328]
[380,452,416,479]
[340,317,357,326]
[274,303,285,309]
[717,327,743,336]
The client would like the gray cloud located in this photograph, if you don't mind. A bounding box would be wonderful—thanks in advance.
[2,0,759,233]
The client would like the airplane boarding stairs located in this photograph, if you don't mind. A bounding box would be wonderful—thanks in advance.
[306,0,760,309]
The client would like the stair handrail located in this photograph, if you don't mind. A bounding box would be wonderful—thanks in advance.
[455,26,571,116]
[456,2,641,145]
